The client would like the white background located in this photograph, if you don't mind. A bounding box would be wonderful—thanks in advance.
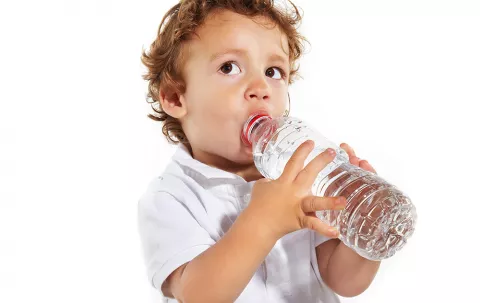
[2,0,480,302]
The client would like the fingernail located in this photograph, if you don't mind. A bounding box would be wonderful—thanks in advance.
[327,148,335,155]
[335,197,346,205]
[328,228,339,237]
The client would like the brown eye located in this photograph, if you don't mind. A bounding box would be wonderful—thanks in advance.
[219,62,241,75]
[266,67,283,79]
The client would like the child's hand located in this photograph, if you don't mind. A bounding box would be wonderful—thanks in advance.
[339,143,377,174]
[246,140,347,241]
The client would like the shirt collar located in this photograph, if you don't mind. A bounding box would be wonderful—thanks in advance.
[171,143,256,188]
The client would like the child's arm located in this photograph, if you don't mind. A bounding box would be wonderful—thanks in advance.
[316,239,381,297]
[164,141,345,302]
[163,206,276,302]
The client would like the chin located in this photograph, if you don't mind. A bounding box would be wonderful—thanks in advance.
[234,145,255,164]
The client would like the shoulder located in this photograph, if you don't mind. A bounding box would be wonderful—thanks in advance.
[137,160,210,218]
[141,160,196,198]
[138,176,190,210]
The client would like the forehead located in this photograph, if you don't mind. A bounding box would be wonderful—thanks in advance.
[184,9,289,60]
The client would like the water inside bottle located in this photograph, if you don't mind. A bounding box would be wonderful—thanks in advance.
[314,163,416,260]
[246,114,417,260]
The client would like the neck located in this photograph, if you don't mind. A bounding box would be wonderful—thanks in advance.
[186,144,263,182]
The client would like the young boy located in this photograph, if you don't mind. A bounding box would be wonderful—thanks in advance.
[138,1,380,302]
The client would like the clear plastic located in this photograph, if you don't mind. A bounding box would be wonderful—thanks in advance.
[242,114,417,260]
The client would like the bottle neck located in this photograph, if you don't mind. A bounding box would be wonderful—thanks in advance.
[241,114,272,146]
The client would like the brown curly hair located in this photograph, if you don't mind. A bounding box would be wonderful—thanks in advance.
[141,0,307,145]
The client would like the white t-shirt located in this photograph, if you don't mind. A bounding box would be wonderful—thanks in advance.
[137,143,341,303]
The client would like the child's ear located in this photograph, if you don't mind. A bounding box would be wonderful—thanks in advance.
[159,88,187,119]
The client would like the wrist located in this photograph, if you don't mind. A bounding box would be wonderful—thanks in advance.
[237,206,279,245]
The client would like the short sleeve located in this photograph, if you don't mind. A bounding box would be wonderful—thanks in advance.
[137,191,215,294]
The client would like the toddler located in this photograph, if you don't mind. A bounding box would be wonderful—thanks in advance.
[138,1,380,302]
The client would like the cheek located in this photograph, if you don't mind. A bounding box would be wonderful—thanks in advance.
[271,90,288,116]
[194,105,238,132]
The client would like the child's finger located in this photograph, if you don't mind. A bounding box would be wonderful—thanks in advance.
[340,143,356,158]
[350,156,361,166]
[280,140,315,183]
[359,160,377,174]
[295,148,336,187]
[301,216,339,238]
[301,195,346,213]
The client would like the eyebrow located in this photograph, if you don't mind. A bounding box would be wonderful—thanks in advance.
[210,48,248,62]
[209,48,289,65]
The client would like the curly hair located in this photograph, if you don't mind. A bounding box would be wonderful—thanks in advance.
[141,0,306,145]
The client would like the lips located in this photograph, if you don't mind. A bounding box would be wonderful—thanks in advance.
[247,108,270,120]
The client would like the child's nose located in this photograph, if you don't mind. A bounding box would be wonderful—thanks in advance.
[245,77,271,102]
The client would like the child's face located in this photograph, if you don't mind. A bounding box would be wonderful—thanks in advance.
[175,10,289,170]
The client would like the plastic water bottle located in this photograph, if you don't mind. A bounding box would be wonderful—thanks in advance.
[241,112,417,260]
